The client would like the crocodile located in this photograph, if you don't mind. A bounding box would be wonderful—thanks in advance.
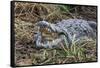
[33,19,97,48]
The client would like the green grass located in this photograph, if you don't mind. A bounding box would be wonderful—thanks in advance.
[29,37,96,65]
[14,2,97,66]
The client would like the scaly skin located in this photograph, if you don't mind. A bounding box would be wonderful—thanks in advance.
[34,19,97,48]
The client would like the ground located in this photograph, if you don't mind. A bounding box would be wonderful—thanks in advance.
[13,2,97,66]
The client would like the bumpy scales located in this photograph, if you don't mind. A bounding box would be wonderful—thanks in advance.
[33,19,97,48]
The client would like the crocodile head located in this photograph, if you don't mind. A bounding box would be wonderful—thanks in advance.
[33,20,73,48]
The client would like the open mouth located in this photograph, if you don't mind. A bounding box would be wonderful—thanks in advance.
[33,25,62,48]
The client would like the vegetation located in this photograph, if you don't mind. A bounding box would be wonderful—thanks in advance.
[14,2,97,66]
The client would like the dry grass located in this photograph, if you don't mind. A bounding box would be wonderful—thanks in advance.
[14,2,97,66]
